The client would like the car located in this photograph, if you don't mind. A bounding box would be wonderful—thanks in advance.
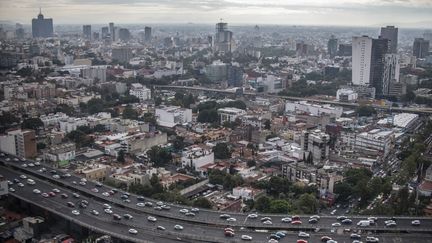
[241,235,253,241]
[367,217,378,222]
[67,202,75,207]
[102,192,110,197]
[33,189,41,194]
[147,216,157,222]
[9,188,15,192]
[298,232,310,238]
[343,228,351,233]
[64,173,71,177]
[13,179,20,183]
[72,193,80,198]
[91,188,99,193]
[103,204,111,209]
[220,214,231,219]
[52,174,61,179]
[337,215,347,221]
[154,206,162,211]
[276,231,286,238]
[71,210,80,216]
[113,214,121,220]
[156,201,163,206]
[161,205,171,210]
[350,233,361,239]
[342,219,353,224]
[41,193,49,198]
[123,199,131,203]
[22,163,28,167]
[291,220,302,225]
[185,212,195,217]
[95,182,103,187]
[17,182,24,187]
[384,220,395,225]
[121,194,129,199]
[28,163,34,167]
[226,217,237,222]
[268,239,278,243]
[123,214,133,219]
[50,170,57,174]
[330,209,337,215]
[137,203,145,207]
[332,223,341,227]
[292,215,301,221]
[327,240,338,243]
[263,220,272,225]
[411,220,421,226]
[61,193,68,198]
[310,215,320,220]
[366,236,379,243]
[128,228,138,234]
[52,188,60,193]
[261,216,272,221]
[144,202,153,207]
[282,217,292,223]
[137,196,145,201]
[91,210,99,216]
[104,209,113,214]
[34,162,40,166]
[26,179,35,185]
[191,208,200,213]
[352,241,362,243]
[79,202,87,208]
[7,180,13,186]
[248,213,258,219]
[174,224,184,230]
[224,227,234,232]
[72,181,77,184]
[269,234,280,240]
[20,175,27,179]
[308,218,318,224]
[79,181,86,186]
[225,231,235,237]
[297,240,308,243]
[157,226,166,231]
[321,236,332,242]
[386,222,397,227]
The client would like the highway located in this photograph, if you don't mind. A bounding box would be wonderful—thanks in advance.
[2,153,432,243]
[153,85,432,115]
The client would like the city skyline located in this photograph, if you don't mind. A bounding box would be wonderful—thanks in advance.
[0,0,432,27]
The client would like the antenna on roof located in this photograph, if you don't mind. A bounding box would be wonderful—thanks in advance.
[39,7,42,14]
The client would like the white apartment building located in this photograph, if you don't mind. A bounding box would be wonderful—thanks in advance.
[44,143,76,163]
[181,145,214,171]
[81,66,107,82]
[300,130,330,165]
[285,101,343,118]
[40,112,69,127]
[355,129,394,157]
[336,88,358,102]
[155,106,192,128]
[129,83,151,101]
[217,107,246,124]
[59,118,89,133]
[352,36,372,86]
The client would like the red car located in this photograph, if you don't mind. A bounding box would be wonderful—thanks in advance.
[292,215,301,221]
[291,220,302,225]
[297,240,308,243]
[48,192,56,197]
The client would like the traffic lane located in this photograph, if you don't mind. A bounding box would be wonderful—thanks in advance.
[3,157,432,231]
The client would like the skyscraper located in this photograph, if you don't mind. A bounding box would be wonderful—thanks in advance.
[370,38,389,96]
[83,25,91,40]
[144,26,152,42]
[118,28,131,42]
[413,38,430,58]
[382,54,400,96]
[101,27,109,39]
[214,22,233,53]
[32,9,53,38]
[380,26,398,53]
[327,35,338,58]
[352,36,372,86]
[109,22,115,41]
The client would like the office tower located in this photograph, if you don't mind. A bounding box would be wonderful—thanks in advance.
[380,26,398,53]
[83,25,91,40]
[109,22,115,41]
[370,38,389,96]
[413,38,430,58]
[382,54,400,96]
[118,28,131,42]
[352,36,373,86]
[112,47,132,63]
[144,26,152,42]
[32,9,53,38]
[227,63,243,87]
[327,35,338,58]
[214,22,233,53]
[101,27,109,39]
[338,44,352,56]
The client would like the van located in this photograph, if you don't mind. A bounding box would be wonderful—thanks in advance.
[357,220,370,227]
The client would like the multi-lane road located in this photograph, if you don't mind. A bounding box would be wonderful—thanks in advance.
[2,153,432,243]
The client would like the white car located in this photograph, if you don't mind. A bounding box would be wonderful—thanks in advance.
[104,209,113,214]
[174,224,184,230]
[17,183,24,187]
[52,175,60,179]
[79,181,86,186]
[281,217,292,223]
[20,175,27,179]
[263,220,272,225]
[91,210,99,216]
[226,217,237,222]
[53,188,60,193]
[366,236,379,242]
[191,208,200,213]
[179,209,189,214]
[147,216,157,222]
[156,201,163,206]
[298,232,310,238]
[102,192,110,197]
[261,217,272,221]
[22,163,28,167]
[332,223,341,227]
[185,212,195,217]
[103,204,111,209]
[9,188,15,192]
[248,214,258,219]
[28,163,35,167]
[26,179,35,185]
[310,215,320,219]
[137,203,145,207]
[71,210,80,216]
[411,220,421,226]
[34,162,41,166]
[241,235,253,241]
[33,189,41,194]
[128,228,138,234]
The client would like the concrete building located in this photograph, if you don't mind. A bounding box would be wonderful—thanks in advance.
[336,88,358,102]
[81,164,110,182]
[382,54,400,96]
[155,106,192,128]
[227,63,243,87]
[214,22,233,53]
[144,26,152,42]
[59,118,88,133]
[217,107,247,124]
[327,35,338,58]
[112,47,132,63]
[40,112,69,127]
[129,83,151,101]
[205,60,228,82]
[181,145,214,171]
[44,143,76,165]
[352,36,373,86]
[32,9,53,38]
[285,101,343,118]
[0,129,37,158]
[111,173,150,188]
[380,26,398,54]
[301,130,330,165]
[81,66,107,82]
[413,38,430,58]
[83,25,91,40]
[355,129,394,157]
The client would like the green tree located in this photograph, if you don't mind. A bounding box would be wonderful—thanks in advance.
[193,197,212,209]
[213,143,232,159]
[147,146,172,167]
[128,183,153,197]
[117,150,126,163]
[66,130,94,148]
[268,199,291,213]
[22,117,44,130]
[247,160,256,168]
[142,112,157,125]
[37,142,46,150]
[173,136,185,151]
[255,196,271,212]
[264,120,271,130]
[334,182,353,202]
[296,193,319,214]
[122,106,139,120]
[356,105,377,117]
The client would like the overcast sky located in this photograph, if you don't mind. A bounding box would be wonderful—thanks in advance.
[1,0,432,27]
